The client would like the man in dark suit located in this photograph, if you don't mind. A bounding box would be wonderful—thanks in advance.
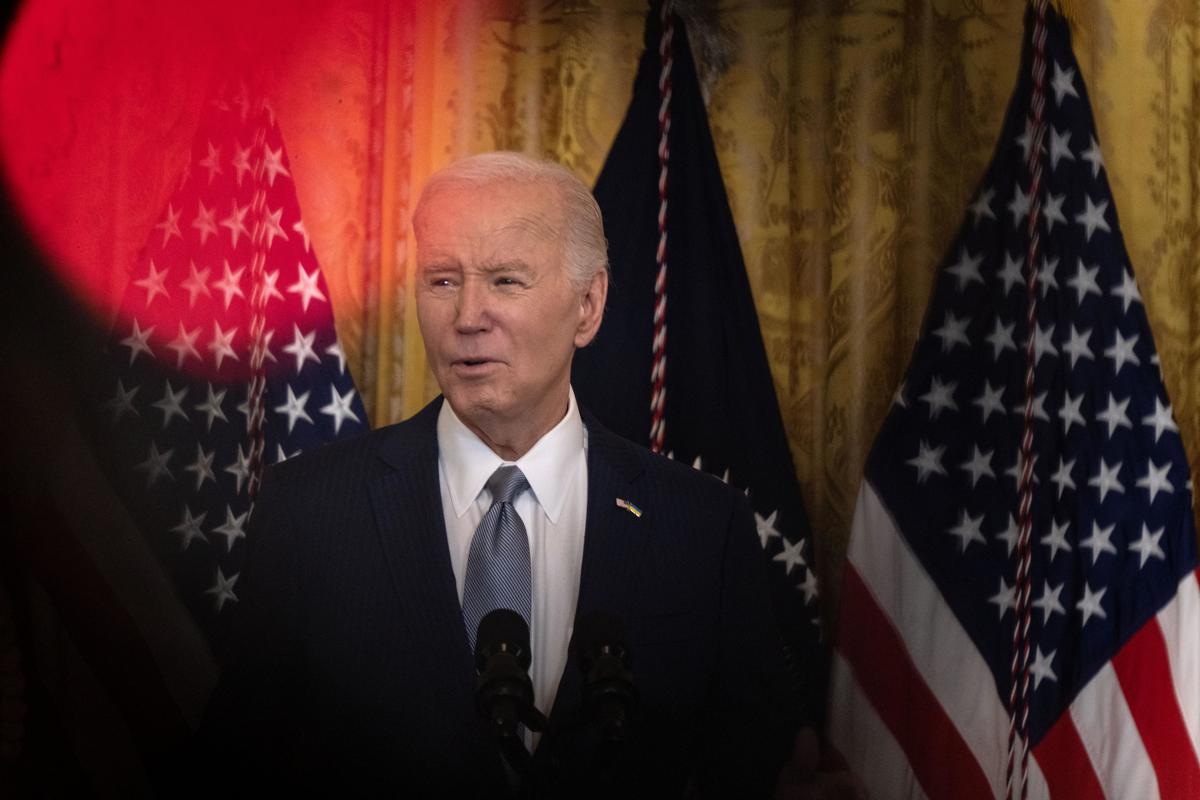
[199,153,846,798]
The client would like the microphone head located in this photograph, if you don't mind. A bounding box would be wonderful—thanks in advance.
[570,611,630,670]
[475,608,531,671]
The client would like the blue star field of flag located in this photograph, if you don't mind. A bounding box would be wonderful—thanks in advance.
[97,90,367,650]
[865,9,1196,745]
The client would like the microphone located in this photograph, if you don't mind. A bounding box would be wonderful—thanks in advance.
[571,611,638,743]
[473,608,547,773]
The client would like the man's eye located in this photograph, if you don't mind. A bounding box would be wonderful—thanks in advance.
[495,276,521,287]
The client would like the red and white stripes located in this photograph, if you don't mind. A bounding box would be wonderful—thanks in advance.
[649,0,674,454]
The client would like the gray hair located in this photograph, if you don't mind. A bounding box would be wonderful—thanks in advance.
[412,151,609,292]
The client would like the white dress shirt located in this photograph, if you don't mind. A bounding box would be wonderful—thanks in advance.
[436,388,589,728]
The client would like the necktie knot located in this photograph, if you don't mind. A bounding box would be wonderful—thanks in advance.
[487,465,530,505]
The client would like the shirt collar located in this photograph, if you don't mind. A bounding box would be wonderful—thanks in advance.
[437,388,586,524]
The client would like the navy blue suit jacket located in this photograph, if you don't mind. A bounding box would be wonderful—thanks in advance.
[198,398,798,797]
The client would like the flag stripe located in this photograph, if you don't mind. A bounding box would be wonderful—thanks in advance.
[1158,570,1200,763]
[1111,616,1200,798]
[1032,714,1106,800]
[841,482,1008,795]
[837,562,993,799]
[828,652,930,800]
[1070,663,1161,800]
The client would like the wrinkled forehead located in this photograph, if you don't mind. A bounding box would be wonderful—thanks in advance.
[413,178,564,243]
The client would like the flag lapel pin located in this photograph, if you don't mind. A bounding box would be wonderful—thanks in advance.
[615,498,642,518]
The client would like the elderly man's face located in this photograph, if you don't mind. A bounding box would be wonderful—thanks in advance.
[415,180,605,442]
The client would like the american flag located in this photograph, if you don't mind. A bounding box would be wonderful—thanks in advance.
[97,88,367,651]
[829,8,1199,799]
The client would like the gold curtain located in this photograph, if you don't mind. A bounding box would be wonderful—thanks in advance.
[282,0,1200,626]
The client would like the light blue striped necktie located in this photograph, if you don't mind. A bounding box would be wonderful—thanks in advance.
[462,465,532,651]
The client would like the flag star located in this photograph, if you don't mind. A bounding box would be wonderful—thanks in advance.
[968,188,996,226]
[1042,190,1067,232]
[1033,582,1066,623]
[1036,256,1059,298]
[1008,183,1031,227]
[154,204,182,248]
[1059,390,1086,435]
[152,380,189,427]
[293,218,311,252]
[1096,392,1132,437]
[166,323,202,368]
[997,251,1025,294]
[275,444,301,464]
[213,505,249,552]
[773,537,808,576]
[933,311,971,352]
[120,319,156,365]
[207,321,240,371]
[326,341,347,375]
[213,260,246,310]
[1048,125,1074,170]
[1088,458,1125,502]
[691,455,703,471]
[232,141,253,186]
[1028,321,1058,365]
[946,249,984,291]
[136,442,174,486]
[919,376,958,420]
[194,382,229,431]
[721,468,731,484]
[225,444,252,494]
[1004,452,1039,487]
[1041,518,1072,561]
[1067,259,1101,305]
[206,568,239,612]
[262,144,290,186]
[1081,134,1105,177]
[1136,459,1174,503]
[1060,325,1093,369]
[287,264,327,312]
[183,444,217,492]
[261,206,289,252]
[1142,397,1179,443]
[755,509,782,549]
[892,381,907,409]
[1050,457,1076,499]
[256,268,285,308]
[1011,391,1050,423]
[1074,195,1111,243]
[1104,330,1140,375]
[1129,524,1166,569]
[1015,121,1046,162]
[1029,646,1057,690]
[995,514,1019,556]
[133,259,170,307]
[1080,521,1118,565]
[250,328,277,367]
[275,385,313,433]
[974,380,1006,424]
[907,439,947,484]
[948,510,986,553]
[1050,61,1079,105]
[320,385,361,434]
[220,201,251,249]
[198,141,222,182]
[192,200,219,245]
[1076,582,1107,627]
[1111,268,1142,312]
[104,379,139,423]
[959,445,995,489]
[797,569,819,604]
[988,577,1015,620]
[170,506,209,550]
[283,324,321,374]
[985,318,1016,362]
[181,260,213,308]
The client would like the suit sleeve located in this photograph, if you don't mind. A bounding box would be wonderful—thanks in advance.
[699,490,802,798]
[192,466,308,791]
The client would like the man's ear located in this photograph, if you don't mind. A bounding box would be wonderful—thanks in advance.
[574,268,608,348]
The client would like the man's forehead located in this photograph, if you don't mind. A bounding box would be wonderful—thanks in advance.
[416,181,563,242]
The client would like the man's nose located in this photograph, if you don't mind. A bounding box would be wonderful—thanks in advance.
[454,278,490,332]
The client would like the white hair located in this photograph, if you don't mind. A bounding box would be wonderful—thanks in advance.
[412,151,609,291]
